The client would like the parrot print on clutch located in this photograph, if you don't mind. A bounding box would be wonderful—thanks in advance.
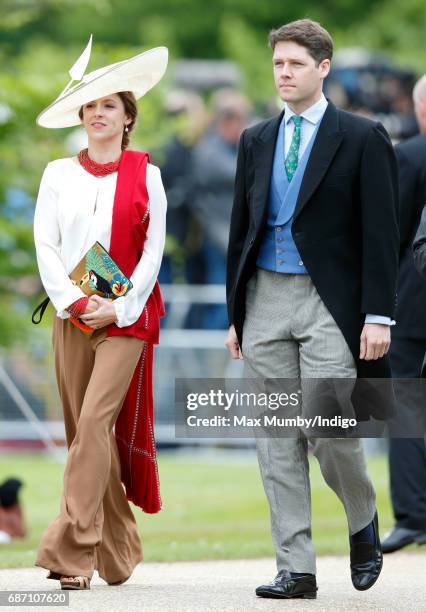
[70,241,133,299]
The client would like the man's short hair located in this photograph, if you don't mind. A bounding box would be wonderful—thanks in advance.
[268,19,333,65]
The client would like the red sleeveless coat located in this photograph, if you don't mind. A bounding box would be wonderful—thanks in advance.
[107,149,164,513]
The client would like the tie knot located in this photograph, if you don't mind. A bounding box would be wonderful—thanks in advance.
[292,115,302,128]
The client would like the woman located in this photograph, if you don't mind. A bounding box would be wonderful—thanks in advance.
[33,41,168,590]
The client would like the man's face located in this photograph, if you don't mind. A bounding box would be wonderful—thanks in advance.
[272,41,330,106]
[414,97,426,133]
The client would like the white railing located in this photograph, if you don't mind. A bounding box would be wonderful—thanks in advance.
[0,284,246,448]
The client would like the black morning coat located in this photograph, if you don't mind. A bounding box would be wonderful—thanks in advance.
[413,203,426,377]
[226,100,400,421]
[394,134,426,341]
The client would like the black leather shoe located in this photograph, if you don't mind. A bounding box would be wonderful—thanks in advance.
[382,526,426,553]
[255,570,317,599]
[350,511,383,591]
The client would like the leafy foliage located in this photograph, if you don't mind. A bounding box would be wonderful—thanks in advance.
[0,0,424,345]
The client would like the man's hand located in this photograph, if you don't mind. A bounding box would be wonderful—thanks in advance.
[225,324,243,360]
[359,323,391,360]
[80,295,117,329]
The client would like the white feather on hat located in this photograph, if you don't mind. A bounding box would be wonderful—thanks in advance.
[37,36,168,129]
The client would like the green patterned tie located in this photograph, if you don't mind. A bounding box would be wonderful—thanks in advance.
[284,115,303,182]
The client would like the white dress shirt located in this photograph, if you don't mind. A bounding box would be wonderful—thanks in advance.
[283,93,393,327]
[33,157,167,328]
[284,92,329,158]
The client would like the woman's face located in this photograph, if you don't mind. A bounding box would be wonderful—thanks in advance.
[81,94,130,144]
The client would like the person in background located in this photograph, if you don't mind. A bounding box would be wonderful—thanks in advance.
[191,89,250,329]
[382,76,426,554]
[414,205,426,380]
[0,478,26,542]
[159,90,207,289]
[414,204,426,280]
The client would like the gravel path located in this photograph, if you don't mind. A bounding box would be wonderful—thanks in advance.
[0,553,424,611]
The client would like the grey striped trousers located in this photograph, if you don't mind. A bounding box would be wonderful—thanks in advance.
[242,268,376,574]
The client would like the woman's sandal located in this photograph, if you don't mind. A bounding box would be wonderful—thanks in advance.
[59,575,90,590]
[46,571,61,581]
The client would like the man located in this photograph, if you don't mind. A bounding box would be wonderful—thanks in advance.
[226,20,399,599]
[191,89,250,328]
[382,76,426,554]
[414,205,426,279]
[413,202,426,378]
[414,207,426,378]
[413,206,426,354]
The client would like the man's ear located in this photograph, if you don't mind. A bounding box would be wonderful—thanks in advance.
[319,59,331,80]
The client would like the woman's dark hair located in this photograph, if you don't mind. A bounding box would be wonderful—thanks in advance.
[78,91,138,150]
[268,19,333,66]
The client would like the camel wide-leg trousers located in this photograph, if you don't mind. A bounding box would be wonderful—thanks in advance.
[35,317,145,582]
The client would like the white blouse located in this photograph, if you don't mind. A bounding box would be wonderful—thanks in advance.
[33,157,167,327]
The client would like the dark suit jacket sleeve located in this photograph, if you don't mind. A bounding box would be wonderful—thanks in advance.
[395,145,418,255]
[394,144,426,256]
[226,129,249,324]
[359,123,399,317]
[413,204,426,278]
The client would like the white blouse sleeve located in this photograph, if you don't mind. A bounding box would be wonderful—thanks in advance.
[113,164,167,327]
[33,163,86,313]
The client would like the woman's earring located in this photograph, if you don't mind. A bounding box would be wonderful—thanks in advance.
[124,125,129,133]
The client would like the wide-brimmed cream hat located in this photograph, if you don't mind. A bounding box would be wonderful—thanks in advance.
[37,36,168,128]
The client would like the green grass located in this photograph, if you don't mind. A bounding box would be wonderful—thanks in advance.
[0,451,395,569]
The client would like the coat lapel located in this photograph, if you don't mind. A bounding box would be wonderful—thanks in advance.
[293,101,344,221]
[251,111,284,227]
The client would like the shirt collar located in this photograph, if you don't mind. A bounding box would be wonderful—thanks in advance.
[284,92,328,126]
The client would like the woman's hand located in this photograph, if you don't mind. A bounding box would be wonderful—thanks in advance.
[84,296,101,315]
[80,295,117,329]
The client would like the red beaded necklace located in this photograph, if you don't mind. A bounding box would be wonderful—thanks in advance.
[78,148,121,177]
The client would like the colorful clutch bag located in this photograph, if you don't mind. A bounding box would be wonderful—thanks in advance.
[68,241,133,333]
[31,242,133,333]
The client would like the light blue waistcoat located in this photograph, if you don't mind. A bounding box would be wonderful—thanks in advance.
[256,115,322,273]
